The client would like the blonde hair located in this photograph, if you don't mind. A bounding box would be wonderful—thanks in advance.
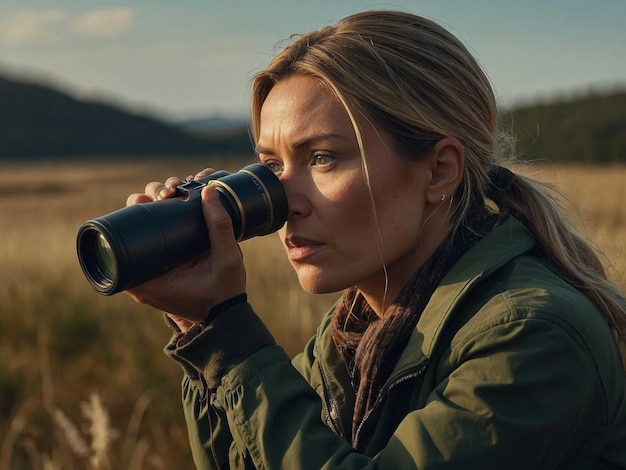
[250,10,626,367]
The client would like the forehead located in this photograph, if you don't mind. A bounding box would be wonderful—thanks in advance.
[259,75,353,140]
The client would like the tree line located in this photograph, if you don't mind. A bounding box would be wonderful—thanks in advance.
[503,90,626,164]
[1,73,624,163]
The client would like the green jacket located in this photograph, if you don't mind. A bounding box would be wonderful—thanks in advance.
[167,217,626,469]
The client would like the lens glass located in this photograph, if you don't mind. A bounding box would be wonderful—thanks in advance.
[94,233,117,280]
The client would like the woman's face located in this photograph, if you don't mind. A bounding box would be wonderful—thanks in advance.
[256,74,436,309]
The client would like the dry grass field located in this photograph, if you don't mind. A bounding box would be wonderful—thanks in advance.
[523,163,626,286]
[0,159,624,468]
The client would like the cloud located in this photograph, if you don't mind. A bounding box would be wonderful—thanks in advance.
[70,8,134,37]
[0,9,66,45]
[0,8,134,45]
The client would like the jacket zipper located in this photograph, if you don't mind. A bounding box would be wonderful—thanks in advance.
[353,358,430,449]
[318,361,348,439]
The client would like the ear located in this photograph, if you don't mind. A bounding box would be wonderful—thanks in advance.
[424,137,464,205]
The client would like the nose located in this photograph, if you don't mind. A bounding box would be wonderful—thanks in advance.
[279,170,309,219]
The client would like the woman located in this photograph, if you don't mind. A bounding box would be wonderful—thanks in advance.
[126,10,626,469]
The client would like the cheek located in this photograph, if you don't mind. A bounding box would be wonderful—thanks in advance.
[325,187,373,236]
[381,217,421,258]
[371,187,426,255]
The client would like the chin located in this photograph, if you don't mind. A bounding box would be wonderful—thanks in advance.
[297,270,350,295]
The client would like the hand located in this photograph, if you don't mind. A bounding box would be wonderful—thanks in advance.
[125,168,213,205]
[124,170,247,331]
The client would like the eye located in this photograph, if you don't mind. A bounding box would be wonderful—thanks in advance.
[312,153,336,167]
[262,160,284,176]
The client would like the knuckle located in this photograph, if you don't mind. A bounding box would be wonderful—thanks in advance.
[126,193,140,206]
[213,211,234,232]
[165,176,182,188]
[144,181,161,195]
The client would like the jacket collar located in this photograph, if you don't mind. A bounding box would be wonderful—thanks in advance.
[388,217,537,381]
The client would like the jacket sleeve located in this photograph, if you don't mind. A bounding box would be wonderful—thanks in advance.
[165,301,278,468]
[180,375,232,469]
[166,302,376,468]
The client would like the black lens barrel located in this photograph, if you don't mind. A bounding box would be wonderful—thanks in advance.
[76,164,287,295]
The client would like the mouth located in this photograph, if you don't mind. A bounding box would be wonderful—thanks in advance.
[284,235,324,262]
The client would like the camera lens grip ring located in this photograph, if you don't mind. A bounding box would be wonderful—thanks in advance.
[241,169,276,231]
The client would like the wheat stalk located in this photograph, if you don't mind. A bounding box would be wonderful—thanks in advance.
[80,393,118,470]
[52,408,90,458]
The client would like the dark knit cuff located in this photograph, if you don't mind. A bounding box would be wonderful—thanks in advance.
[164,301,275,390]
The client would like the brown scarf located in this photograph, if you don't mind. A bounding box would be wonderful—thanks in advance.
[331,204,499,444]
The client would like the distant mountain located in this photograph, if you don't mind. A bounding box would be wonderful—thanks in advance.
[174,115,253,156]
[176,116,248,133]
[0,74,250,160]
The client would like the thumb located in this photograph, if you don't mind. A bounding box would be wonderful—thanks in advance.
[201,185,238,254]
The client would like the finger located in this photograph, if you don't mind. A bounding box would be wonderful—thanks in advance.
[194,168,216,180]
[202,185,237,245]
[201,185,245,281]
[144,181,176,200]
[165,176,184,188]
[126,193,154,206]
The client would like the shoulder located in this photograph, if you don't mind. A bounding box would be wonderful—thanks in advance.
[450,251,623,395]
[459,252,607,346]
[430,217,615,363]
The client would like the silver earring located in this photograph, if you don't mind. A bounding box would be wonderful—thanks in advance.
[440,194,446,202]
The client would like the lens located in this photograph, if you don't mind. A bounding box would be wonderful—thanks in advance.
[77,227,119,292]
[94,233,117,280]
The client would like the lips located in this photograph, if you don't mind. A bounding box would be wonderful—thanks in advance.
[284,235,324,262]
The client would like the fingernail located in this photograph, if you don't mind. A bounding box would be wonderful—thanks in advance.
[158,188,170,200]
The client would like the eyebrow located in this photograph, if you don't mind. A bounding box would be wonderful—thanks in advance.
[255,133,347,155]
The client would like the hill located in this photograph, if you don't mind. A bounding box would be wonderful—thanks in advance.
[505,90,626,163]
[177,115,248,133]
[0,74,252,160]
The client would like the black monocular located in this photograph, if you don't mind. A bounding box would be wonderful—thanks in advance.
[76,163,287,295]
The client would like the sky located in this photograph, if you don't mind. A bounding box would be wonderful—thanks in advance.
[1,0,625,122]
